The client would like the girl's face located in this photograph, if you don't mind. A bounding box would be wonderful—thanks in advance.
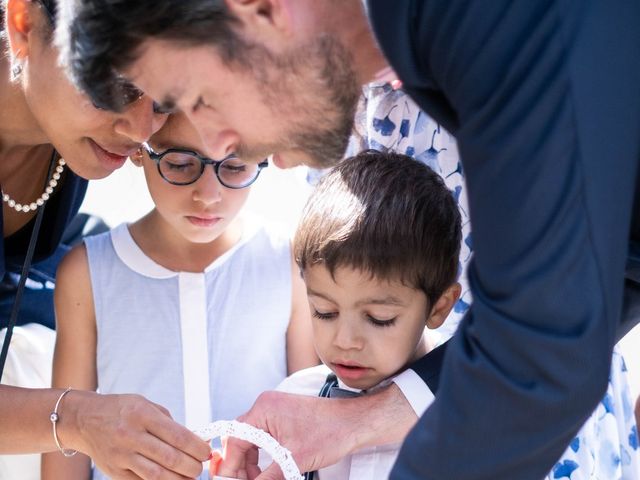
[6,0,166,179]
[139,112,252,245]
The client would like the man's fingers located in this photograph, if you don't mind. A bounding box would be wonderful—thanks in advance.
[220,436,258,475]
[255,462,285,480]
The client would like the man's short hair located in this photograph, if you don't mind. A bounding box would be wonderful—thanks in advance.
[294,150,462,308]
[56,0,240,110]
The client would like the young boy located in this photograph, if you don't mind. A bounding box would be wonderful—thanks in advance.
[277,149,462,479]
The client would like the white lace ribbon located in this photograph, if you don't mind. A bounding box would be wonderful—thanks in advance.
[194,420,303,480]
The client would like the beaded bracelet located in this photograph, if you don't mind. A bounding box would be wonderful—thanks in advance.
[50,387,78,457]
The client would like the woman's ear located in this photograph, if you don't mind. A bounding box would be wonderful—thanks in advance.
[426,283,462,330]
[5,0,35,59]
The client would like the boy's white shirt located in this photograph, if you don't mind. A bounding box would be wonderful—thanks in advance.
[274,363,436,479]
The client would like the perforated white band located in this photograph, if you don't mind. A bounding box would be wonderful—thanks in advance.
[193,420,303,480]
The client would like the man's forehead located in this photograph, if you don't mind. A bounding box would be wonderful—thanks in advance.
[125,40,190,103]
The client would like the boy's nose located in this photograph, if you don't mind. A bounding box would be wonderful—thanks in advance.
[333,321,363,351]
[113,96,165,144]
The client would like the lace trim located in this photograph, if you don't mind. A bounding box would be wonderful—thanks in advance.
[194,420,303,480]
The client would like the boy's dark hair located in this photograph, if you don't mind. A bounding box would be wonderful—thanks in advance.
[58,0,241,111]
[294,150,462,309]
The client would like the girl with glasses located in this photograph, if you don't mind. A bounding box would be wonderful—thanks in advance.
[0,0,210,478]
[44,111,318,480]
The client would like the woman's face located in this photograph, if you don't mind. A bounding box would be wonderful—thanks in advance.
[9,1,167,179]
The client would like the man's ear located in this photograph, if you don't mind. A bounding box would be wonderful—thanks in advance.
[224,0,293,38]
[426,283,462,330]
[5,0,35,58]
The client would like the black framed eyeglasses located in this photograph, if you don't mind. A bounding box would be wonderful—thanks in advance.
[142,143,268,189]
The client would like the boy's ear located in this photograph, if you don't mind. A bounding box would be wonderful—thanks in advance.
[225,0,293,38]
[426,283,461,330]
[5,0,35,58]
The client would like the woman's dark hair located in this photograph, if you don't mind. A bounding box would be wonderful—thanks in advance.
[294,150,462,309]
[39,0,57,25]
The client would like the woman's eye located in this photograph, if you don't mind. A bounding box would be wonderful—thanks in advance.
[367,315,397,328]
[312,310,337,321]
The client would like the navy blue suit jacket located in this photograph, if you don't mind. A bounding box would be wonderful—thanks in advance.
[367,1,640,478]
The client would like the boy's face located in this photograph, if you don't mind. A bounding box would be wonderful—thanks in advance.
[303,264,431,390]
[138,112,251,245]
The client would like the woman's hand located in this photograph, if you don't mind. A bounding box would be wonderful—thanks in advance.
[66,391,211,479]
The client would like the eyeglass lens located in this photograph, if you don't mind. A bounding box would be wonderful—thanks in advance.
[158,152,261,187]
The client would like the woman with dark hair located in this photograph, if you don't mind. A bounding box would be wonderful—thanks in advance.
[0,1,210,478]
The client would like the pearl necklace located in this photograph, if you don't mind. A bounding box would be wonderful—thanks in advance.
[2,157,66,213]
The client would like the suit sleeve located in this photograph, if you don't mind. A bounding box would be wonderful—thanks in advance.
[369,1,640,478]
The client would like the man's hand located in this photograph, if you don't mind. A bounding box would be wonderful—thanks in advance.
[65,391,211,479]
[218,385,416,480]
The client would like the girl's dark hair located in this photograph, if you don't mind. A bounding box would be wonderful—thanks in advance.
[294,150,462,309]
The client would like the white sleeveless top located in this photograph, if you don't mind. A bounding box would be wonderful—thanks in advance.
[85,219,292,479]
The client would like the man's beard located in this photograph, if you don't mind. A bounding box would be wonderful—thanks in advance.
[235,34,361,168]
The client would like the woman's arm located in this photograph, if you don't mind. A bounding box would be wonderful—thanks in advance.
[41,244,96,480]
[285,249,319,374]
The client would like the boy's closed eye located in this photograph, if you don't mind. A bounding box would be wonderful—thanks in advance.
[366,314,397,328]
[312,308,397,328]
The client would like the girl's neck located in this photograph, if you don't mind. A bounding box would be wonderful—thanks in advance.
[128,210,244,273]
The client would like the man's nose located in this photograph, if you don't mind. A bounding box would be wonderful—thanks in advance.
[184,110,240,159]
